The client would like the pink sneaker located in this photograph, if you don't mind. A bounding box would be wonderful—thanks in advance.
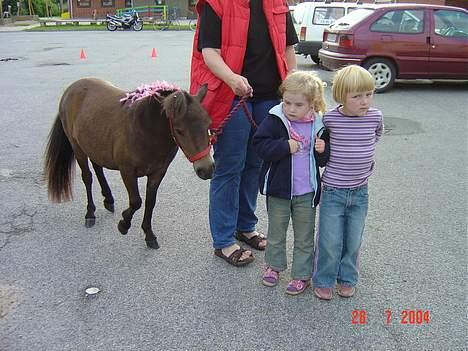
[313,287,333,300]
[262,267,279,287]
[286,279,310,295]
[337,285,355,298]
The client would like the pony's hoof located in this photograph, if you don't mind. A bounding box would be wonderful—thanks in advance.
[145,239,160,249]
[85,218,96,228]
[118,220,129,235]
[104,201,114,213]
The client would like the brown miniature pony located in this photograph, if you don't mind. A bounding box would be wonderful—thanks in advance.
[44,78,214,249]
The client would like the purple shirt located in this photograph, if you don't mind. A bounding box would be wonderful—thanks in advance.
[322,106,384,188]
[291,120,314,196]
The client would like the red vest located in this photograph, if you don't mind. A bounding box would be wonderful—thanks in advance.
[190,0,290,129]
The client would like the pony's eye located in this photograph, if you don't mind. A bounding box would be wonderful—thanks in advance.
[175,129,185,136]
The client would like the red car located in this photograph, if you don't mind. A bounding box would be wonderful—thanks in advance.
[319,4,468,92]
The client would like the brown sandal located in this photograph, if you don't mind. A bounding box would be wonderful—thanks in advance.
[214,247,254,267]
[235,231,266,251]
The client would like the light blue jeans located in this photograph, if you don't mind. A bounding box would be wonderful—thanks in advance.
[264,193,316,280]
[312,185,368,288]
[209,98,278,249]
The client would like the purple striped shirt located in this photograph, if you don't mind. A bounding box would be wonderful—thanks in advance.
[322,106,383,188]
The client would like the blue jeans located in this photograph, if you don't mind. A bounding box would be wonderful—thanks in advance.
[209,98,278,249]
[312,185,368,288]
[264,193,316,280]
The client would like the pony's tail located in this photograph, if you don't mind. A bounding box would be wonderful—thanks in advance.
[44,114,75,202]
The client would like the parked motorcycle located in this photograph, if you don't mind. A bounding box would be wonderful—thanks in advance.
[106,11,143,31]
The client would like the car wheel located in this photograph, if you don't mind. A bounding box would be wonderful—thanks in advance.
[310,55,320,64]
[363,58,396,93]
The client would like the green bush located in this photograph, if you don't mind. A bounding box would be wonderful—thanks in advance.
[31,0,60,16]
[3,0,60,17]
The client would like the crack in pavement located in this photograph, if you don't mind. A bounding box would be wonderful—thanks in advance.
[0,206,37,250]
[0,169,43,186]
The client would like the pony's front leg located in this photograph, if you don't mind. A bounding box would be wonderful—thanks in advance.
[118,170,141,235]
[141,174,165,249]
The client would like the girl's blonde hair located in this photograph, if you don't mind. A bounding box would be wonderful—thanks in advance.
[279,71,326,114]
[332,65,375,104]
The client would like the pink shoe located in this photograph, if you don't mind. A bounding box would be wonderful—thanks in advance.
[262,267,279,287]
[313,287,333,300]
[286,279,310,295]
[337,285,355,298]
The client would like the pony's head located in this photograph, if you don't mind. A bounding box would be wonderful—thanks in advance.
[163,84,214,180]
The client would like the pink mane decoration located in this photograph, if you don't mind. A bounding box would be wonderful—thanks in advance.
[120,81,181,104]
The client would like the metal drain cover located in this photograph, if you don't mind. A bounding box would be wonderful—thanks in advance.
[384,117,423,136]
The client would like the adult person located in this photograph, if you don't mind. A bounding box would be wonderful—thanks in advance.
[190,0,298,267]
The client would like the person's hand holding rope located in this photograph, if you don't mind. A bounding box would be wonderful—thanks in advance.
[228,73,253,97]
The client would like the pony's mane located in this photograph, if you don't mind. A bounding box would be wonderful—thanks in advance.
[120,81,181,104]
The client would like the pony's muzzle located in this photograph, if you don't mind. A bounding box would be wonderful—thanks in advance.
[193,155,214,180]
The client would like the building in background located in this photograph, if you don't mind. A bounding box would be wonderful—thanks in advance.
[71,0,467,20]
[70,0,196,19]
[292,0,467,9]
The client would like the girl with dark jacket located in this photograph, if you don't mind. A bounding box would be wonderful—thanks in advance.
[253,71,329,295]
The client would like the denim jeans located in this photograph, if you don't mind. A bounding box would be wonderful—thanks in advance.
[312,185,368,288]
[264,193,316,280]
[209,98,278,249]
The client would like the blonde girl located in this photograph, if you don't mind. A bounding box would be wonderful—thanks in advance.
[313,65,384,300]
[253,71,330,295]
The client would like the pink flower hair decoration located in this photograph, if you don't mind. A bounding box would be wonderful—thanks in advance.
[120,81,181,104]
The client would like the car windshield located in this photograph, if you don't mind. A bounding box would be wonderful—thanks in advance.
[330,8,375,29]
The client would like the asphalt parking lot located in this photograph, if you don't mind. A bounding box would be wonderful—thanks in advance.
[0,31,467,350]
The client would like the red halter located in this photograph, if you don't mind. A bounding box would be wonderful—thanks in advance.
[166,94,255,162]
[166,114,212,163]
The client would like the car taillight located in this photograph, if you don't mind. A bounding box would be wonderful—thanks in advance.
[300,27,306,41]
[339,35,354,48]
[323,31,328,42]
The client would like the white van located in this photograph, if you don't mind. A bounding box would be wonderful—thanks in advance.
[294,1,375,63]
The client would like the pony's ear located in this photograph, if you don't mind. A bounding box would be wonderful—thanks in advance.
[163,91,187,120]
[195,84,208,103]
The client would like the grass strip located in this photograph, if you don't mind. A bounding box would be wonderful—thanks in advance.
[26,23,194,32]
[27,24,106,31]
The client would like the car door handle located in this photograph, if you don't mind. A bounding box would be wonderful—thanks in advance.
[426,36,436,48]
[381,35,393,41]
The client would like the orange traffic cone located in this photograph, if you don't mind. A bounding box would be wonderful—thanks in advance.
[80,49,87,60]
[151,48,157,58]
